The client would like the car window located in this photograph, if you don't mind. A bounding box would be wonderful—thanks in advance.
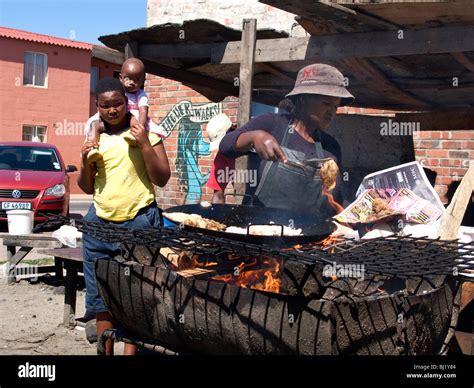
[0,146,62,171]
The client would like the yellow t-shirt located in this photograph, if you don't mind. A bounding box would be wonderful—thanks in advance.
[93,129,162,221]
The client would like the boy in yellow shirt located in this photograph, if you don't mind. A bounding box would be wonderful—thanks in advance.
[78,77,170,355]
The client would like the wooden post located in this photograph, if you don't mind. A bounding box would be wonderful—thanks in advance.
[54,258,63,280]
[438,162,474,330]
[7,245,16,284]
[124,42,139,59]
[438,163,474,240]
[234,19,257,201]
[63,262,78,328]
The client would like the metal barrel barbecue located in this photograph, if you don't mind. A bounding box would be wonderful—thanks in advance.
[96,255,456,355]
[86,219,471,355]
[38,215,472,355]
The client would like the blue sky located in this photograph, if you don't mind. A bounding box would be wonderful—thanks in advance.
[0,0,148,45]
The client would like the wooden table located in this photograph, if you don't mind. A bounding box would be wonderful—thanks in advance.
[1,233,85,327]
[0,233,64,284]
[37,247,84,328]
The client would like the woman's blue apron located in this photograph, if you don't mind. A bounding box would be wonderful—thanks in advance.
[254,122,335,219]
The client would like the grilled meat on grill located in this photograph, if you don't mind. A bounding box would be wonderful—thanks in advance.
[163,212,227,231]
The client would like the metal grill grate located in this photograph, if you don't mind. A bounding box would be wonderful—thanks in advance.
[38,215,474,281]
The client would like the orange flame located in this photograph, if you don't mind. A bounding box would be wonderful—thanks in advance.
[176,253,283,294]
[323,189,345,214]
[212,256,282,294]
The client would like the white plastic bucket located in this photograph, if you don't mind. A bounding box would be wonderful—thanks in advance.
[6,210,34,235]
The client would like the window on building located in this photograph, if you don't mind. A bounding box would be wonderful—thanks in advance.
[22,125,47,142]
[90,66,99,93]
[23,52,48,87]
[113,70,120,79]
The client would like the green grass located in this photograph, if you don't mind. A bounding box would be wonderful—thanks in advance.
[0,258,54,266]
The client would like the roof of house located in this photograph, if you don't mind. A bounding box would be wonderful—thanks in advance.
[0,26,92,50]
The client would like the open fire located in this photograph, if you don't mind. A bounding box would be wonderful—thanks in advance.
[323,189,345,214]
[170,191,351,295]
[175,252,283,293]
[171,230,354,295]
[212,256,282,293]
[65,215,469,355]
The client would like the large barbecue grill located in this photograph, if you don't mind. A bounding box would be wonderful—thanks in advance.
[45,216,474,355]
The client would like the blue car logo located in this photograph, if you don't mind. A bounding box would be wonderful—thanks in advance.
[12,190,21,199]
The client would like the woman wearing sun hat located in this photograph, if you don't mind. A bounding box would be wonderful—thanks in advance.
[219,63,354,217]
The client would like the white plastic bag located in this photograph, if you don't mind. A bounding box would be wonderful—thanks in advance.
[52,225,82,248]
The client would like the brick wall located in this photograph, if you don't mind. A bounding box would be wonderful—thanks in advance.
[340,107,474,204]
[146,74,239,208]
[414,130,473,203]
[146,0,303,35]
[145,0,473,208]
[145,0,301,209]
[146,69,473,209]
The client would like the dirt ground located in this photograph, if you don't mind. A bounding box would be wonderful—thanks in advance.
[0,266,128,355]
[0,270,97,355]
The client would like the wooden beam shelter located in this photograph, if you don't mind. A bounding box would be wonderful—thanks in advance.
[141,58,238,100]
[91,45,125,65]
[214,25,474,64]
[133,24,474,64]
[395,109,474,131]
[261,0,402,32]
[235,19,257,199]
[97,2,474,113]
[125,41,139,59]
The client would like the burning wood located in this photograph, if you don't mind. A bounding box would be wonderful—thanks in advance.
[212,256,282,294]
[172,252,283,293]
[176,252,218,271]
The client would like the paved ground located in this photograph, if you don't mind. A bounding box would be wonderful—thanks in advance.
[69,194,92,217]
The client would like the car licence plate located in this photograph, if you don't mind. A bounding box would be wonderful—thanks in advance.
[1,202,32,210]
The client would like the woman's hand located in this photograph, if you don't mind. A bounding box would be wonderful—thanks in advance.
[130,122,150,148]
[81,141,98,162]
[251,131,287,162]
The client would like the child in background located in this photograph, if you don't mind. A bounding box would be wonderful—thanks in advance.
[78,77,170,355]
[84,58,163,163]
[205,113,236,204]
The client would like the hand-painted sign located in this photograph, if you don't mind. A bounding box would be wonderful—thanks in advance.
[158,101,223,204]
[158,101,223,138]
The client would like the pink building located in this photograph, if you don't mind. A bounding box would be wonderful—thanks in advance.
[0,27,122,193]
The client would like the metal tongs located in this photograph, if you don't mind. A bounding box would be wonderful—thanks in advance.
[282,156,332,180]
